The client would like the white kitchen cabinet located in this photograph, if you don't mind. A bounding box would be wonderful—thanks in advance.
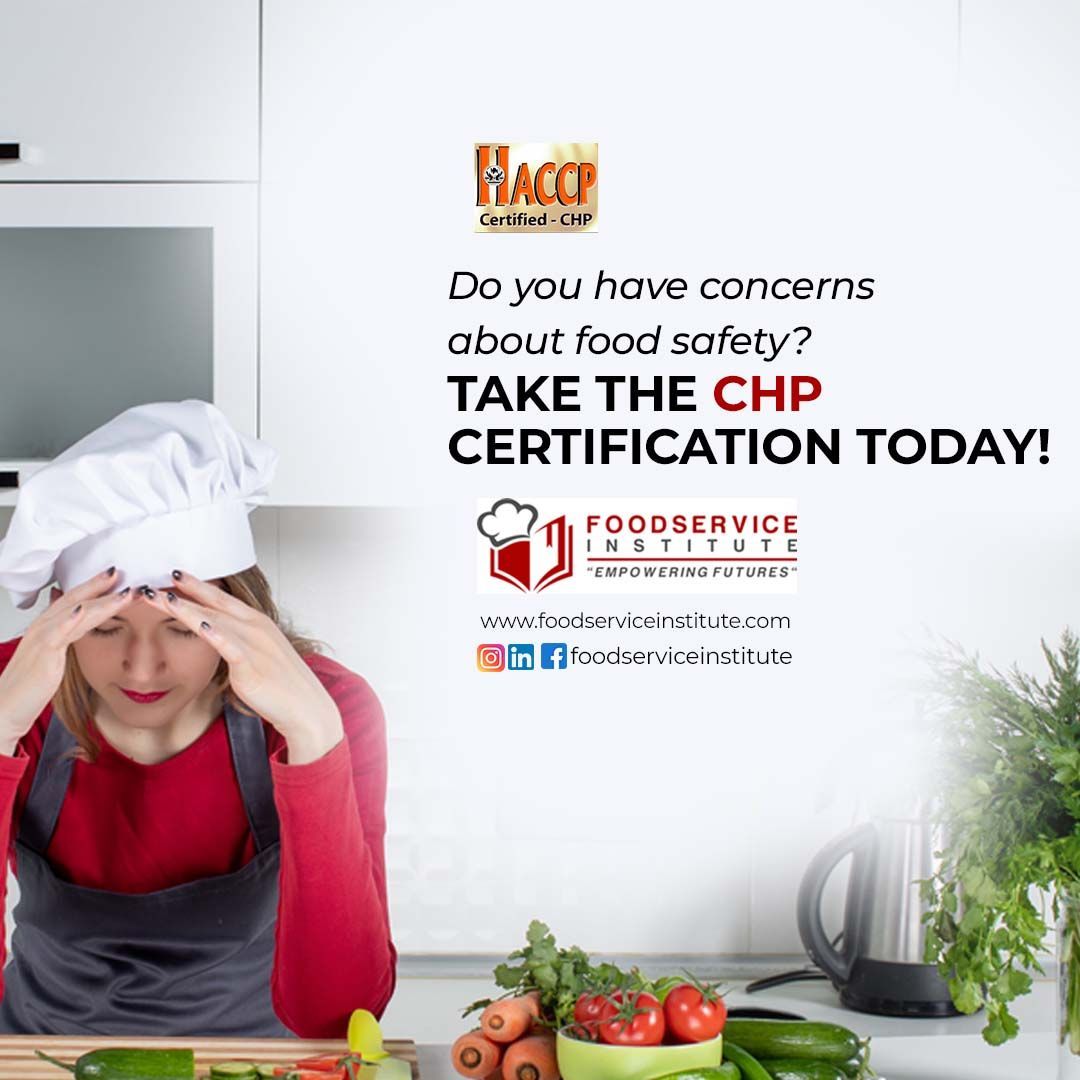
[0,183,258,502]
[0,0,258,181]
[259,0,403,506]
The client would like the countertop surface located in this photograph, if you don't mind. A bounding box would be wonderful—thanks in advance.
[415,1035,1055,1080]
[397,976,1057,1080]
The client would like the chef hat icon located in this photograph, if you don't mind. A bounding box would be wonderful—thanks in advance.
[477,499,538,548]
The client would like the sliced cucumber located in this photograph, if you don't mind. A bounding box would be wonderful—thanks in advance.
[209,1063,258,1079]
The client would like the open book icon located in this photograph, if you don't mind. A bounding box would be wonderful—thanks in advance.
[488,514,574,593]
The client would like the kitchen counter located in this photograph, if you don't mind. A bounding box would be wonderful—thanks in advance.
[389,974,1056,1080]
[414,1034,1056,1080]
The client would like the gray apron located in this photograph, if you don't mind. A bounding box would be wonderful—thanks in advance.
[0,703,293,1037]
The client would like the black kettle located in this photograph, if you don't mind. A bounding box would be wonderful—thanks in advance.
[796,810,961,1017]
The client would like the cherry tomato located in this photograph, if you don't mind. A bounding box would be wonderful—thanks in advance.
[294,1057,346,1071]
[598,990,665,1046]
[662,983,727,1043]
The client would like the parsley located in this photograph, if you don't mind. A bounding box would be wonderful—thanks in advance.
[463,919,635,1029]
[922,631,1080,1046]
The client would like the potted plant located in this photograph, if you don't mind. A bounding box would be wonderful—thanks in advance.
[922,630,1080,1076]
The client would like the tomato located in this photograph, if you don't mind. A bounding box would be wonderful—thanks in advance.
[572,990,612,1040]
[274,1055,351,1078]
[574,991,609,1027]
[662,983,727,1043]
[273,1071,346,1079]
[597,990,665,1046]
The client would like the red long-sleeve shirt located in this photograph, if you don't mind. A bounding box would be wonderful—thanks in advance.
[0,637,397,1037]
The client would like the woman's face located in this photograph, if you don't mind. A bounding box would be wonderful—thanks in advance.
[70,583,224,728]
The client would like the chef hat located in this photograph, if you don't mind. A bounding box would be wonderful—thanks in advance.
[0,400,277,610]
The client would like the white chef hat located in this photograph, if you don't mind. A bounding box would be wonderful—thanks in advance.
[0,400,277,610]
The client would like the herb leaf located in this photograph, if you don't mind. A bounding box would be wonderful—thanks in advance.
[462,920,649,1028]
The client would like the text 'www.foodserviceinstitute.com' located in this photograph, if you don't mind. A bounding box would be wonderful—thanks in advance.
[474,611,793,672]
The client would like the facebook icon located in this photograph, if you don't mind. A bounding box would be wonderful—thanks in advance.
[507,644,535,671]
[540,643,568,670]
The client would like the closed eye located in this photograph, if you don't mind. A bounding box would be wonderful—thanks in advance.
[90,626,197,639]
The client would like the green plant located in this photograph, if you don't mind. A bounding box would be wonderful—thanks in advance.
[462,919,627,1029]
[921,630,1080,1045]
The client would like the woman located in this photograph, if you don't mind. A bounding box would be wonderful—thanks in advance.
[0,400,396,1037]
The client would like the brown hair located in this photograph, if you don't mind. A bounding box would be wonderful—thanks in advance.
[54,565,327,762]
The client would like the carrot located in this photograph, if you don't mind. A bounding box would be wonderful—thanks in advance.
[517,990,542,1020]
[451,1030,504,1079]
[501,1033,558,1080]
[480,998,535,1043]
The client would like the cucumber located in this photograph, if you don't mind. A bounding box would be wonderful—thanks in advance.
[653,1068,741,1080]
[721,1022,860,1064]
[256,1068,278,1079]
[36,1048,196,1080]
[758,1061,848,1080]
[722,1044,773,1080]
[209,1065,258,1079]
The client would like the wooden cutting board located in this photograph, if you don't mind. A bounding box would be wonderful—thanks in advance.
[0,1035,419,1079]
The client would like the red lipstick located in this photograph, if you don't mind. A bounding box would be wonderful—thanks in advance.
[120,688,170,704]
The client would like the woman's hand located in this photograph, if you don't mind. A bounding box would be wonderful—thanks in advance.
[142,571,344,765]
[0,568,136,756]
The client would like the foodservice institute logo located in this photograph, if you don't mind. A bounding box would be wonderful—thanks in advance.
[476,497,799,597]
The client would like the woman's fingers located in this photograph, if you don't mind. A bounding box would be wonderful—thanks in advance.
[142,588,246,665]
[43,567,122,628]
[38,569,126,640]
[63,587,136,645]
[54,566,123,607]
[168,571,255,621]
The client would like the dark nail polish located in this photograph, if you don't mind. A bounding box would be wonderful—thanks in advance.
[200,620,211,632]
[140,585,156,599]
[166,591,177,603]
[171,570,182,581]
[119,587,131,597]
[106,566,116,577]
[72,604,82,614]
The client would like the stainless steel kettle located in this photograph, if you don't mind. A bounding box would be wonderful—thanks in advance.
[796,809,961,1017]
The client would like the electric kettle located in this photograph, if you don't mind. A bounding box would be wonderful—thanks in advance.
[796,808,961,1017]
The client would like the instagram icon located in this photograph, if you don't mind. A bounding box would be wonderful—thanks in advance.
[476,644,506,672]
